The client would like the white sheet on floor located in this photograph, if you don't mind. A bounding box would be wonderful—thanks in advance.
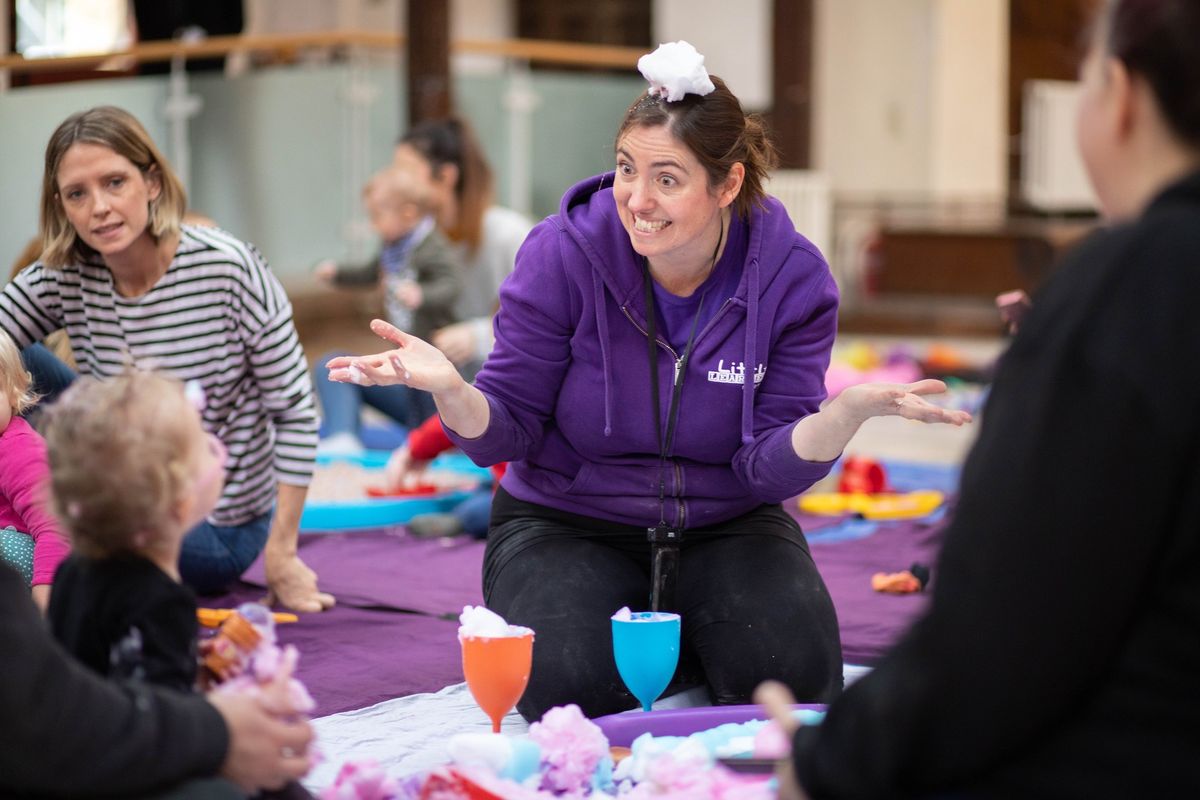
[305,666,872,793]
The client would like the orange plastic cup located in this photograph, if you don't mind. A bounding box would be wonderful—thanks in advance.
[460,629,534,733]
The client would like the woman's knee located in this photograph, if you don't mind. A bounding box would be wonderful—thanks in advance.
[681,532,843,704]
[693,614,842,705]
[179,516,269,595]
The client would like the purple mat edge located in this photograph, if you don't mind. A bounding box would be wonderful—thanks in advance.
[592,703,827,747]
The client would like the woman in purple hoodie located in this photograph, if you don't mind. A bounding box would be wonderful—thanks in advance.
[329,44,968,720]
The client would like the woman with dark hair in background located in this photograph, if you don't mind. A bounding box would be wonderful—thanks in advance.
[759,1,1200,796]
[329,43,968,720]
[393,117,533,377]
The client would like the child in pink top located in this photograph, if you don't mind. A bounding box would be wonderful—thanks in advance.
[0,331,69,611]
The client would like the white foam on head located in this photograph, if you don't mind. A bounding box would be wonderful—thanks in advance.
[637,41,716,102]
[611,606,633,621]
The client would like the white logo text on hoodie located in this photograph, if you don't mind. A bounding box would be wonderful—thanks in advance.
[707,360,765,387]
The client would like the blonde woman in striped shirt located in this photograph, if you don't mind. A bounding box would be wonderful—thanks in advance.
[1,106,334,613]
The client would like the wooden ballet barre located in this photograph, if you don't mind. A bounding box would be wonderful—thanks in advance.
[0,31,642,74]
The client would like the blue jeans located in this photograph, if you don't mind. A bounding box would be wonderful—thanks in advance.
[179,512,271,595]
[313,350,437,438]
[455,490,493,540]
[20,343,77,413]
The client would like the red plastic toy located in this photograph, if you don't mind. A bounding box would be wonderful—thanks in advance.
[838,456,888,494]
[365,483,444,498]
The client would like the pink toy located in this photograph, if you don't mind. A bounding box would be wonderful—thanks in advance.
[526,705,610,794]
[207,603,315,714]
[320,760,401,800]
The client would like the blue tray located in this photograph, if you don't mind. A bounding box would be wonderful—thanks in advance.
[300,451,490,532]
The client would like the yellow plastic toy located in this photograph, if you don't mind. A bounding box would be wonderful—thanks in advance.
[197,608,299,628]
[798,490,944,521]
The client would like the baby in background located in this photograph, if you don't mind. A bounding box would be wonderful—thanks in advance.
[0,330,69,611]
[312,166,465,447]
[316,165,463,343]
[44,370,227,692]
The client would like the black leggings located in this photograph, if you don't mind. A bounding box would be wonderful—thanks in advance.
[484,488,843,720]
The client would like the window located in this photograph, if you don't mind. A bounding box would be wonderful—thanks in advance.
[15,0,132,58]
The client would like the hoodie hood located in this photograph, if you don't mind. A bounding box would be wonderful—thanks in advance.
[557,171,820,444]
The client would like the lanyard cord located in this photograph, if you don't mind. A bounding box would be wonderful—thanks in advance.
[642,223,724,527]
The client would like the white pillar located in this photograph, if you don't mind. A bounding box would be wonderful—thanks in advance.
[503,60,539,216]
[163,50,204,192]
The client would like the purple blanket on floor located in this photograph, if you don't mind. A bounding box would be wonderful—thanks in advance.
[806,505,950,664]
[219,491,950,715]
[203,582,463,716]
[240,529,484,615]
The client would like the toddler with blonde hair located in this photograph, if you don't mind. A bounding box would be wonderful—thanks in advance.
[45,370,227,691]
[0,331,68,611]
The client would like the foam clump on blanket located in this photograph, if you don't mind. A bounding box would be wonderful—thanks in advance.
[407,705,800,798]
[322,703,822,798]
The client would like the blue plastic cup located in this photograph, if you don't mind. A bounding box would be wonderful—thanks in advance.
[611,611,681,711]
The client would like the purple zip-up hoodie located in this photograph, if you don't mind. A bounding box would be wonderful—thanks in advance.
[445,173,839,529]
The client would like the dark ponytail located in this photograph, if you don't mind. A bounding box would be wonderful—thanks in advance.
[399,117,495,252]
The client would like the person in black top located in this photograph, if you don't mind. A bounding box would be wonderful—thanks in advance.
[757,1,1200,797]
[0,560,313,797]
[45,370,228,691]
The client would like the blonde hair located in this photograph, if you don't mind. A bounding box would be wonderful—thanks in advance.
[364,166,434,214]
[43,371,195,558]
[0,331,39,415]
[39,106,187,269]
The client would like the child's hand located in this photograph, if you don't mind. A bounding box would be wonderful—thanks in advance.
[753,681,810,800]
[394,280,423,309]
[384,445,431,492]
[313,259,337,283]
[996,289,1032,334]
[31,584,51,613]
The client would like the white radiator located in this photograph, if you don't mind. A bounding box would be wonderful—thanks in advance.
[1021,80,1097,212]
[765,170,833,259]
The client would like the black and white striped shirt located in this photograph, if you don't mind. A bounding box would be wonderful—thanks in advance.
[1,225,318,526]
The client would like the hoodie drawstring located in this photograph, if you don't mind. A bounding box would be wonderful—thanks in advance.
[741,258,760,445]
[593,270,614,437]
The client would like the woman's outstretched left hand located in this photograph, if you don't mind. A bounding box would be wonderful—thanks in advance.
[838,379,972,426]
[325,319,464,395]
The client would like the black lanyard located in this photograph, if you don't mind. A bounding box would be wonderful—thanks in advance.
[643,261,706,613]
[641,224,724,612]
[643,259,708,528]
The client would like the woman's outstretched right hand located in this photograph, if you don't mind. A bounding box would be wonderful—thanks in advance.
[325,319,465,395]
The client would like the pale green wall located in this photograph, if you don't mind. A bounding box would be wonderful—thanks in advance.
[1,77,170,270]
[0,64,644,280]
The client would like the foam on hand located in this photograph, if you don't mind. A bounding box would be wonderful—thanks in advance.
[637,41,716,102]
[458,605,530,638]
